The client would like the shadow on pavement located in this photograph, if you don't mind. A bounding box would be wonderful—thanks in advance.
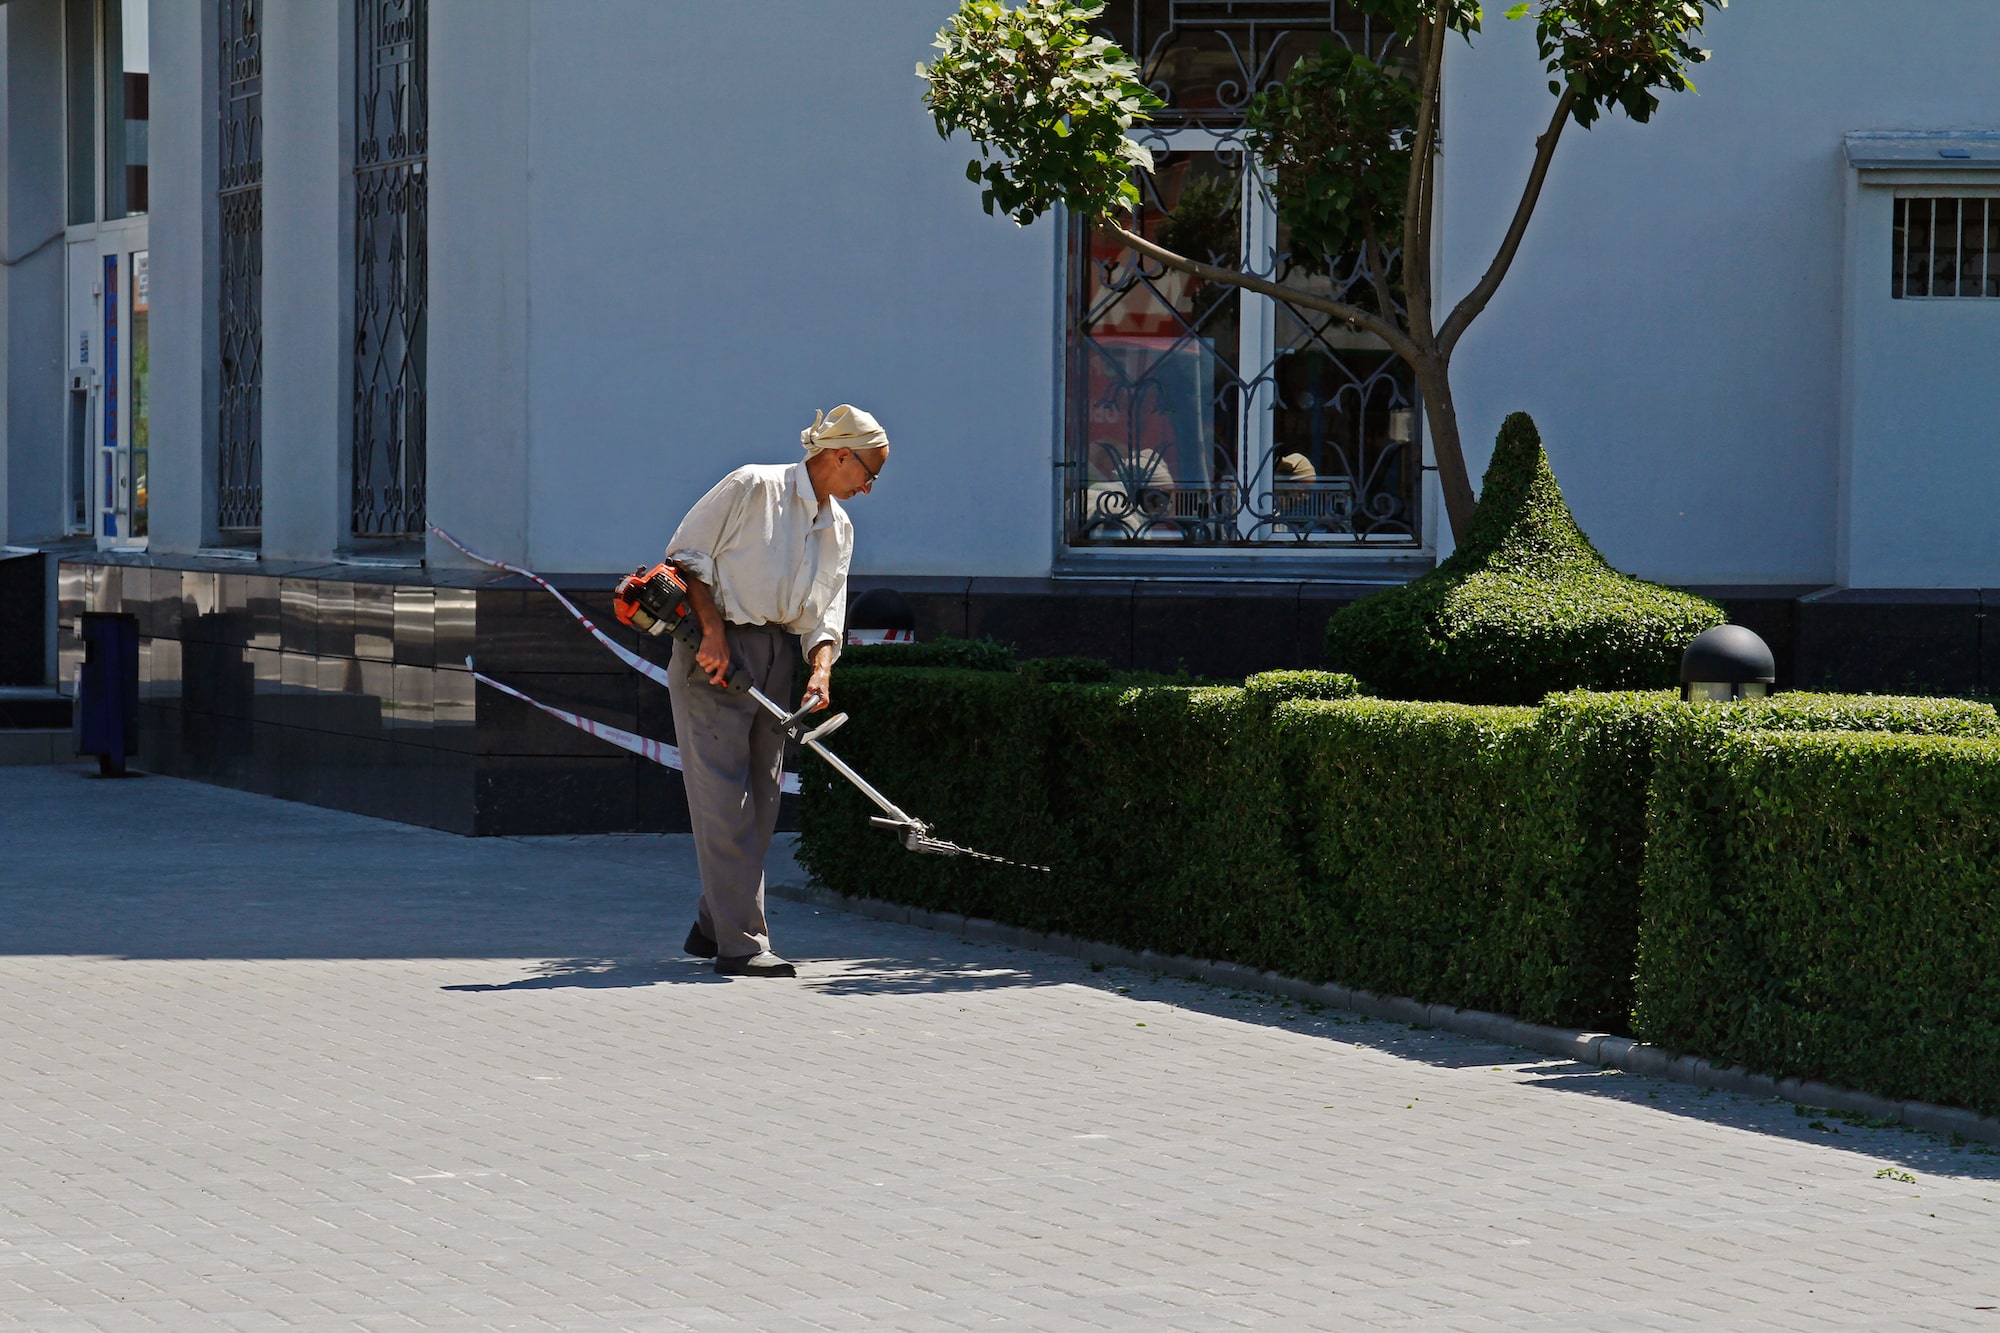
[804,957,1058,996]
[442,955,1057,996]
[443,957,729,991]
[1040,958,2000,1183]
[7,767,1995,1181]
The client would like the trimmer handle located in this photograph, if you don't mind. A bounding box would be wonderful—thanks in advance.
[669,614,751,695]
[612,562,749,694]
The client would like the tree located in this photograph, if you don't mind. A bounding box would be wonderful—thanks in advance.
[918,0,1724,544]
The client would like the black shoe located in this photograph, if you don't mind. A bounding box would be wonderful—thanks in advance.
[683,922,718,959]
[714,951,797,978]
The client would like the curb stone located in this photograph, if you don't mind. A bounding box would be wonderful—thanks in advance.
[770,881,2000,1148]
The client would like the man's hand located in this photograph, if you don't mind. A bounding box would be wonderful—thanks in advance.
[696,627,732,687]
[681,573,732,687]
[804,642,836,712]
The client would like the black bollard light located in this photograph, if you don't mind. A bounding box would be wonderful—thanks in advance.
[846,588,917,647]
[1680,624,1776,703]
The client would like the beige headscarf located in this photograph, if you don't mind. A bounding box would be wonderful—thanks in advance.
[801,404,889,455]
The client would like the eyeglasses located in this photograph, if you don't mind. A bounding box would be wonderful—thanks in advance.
[851,448,884,490]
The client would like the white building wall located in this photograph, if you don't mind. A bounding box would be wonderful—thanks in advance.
[0,0,68,548]
[258,0,347,562]
[426,0,532,569]
[145,0,211,555]
[1839,150,2000,588]
[1439,0,2000,587]
[517,0,1057,578]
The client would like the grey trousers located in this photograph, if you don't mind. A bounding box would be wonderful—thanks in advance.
[666,622,796,959]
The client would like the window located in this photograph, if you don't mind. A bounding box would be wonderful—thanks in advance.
[102,0,149,218]
[65,0,149,545]
[218,0,263,536]
[1892,196,2000,299]
[352,0,428,540]
[64,0,95,225]
[1064,1,1421,550]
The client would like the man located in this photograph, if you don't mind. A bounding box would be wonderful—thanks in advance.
[663,405,888,977]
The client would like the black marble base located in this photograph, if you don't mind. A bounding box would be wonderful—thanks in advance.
[55,553,2000,837]
[0,551,46,686]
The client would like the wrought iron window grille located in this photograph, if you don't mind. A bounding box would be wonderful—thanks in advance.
[217,0,262,535]
[1893,195,2000,299]
[1064,1,1422,552]
[351,0,427,540]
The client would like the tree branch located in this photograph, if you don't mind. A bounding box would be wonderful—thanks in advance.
[1438,85,1576,354]
[1360,217,1396,326]
[1108,222,1420,363]
[1401,11,1447,328]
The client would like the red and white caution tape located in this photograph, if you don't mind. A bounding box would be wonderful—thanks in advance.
[431,523,801,794]
[429,523,677,692]
[469,666,800,795]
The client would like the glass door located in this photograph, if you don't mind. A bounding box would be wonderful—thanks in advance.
[65,0,150,548]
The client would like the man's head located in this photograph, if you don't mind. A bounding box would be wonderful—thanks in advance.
[802,405,889,503]
[814,443,888,501]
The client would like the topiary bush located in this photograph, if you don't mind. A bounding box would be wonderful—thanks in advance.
[1324,412,1725,704]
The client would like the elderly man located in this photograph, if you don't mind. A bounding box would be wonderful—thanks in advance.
[664,405,888,977]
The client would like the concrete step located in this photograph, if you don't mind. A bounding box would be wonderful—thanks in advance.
[0,729,75,766]
[0,687,70,730]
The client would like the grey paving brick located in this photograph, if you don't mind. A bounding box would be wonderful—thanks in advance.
[3,764,2000,1330]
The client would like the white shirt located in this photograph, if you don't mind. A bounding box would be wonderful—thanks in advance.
[665,461,851,664]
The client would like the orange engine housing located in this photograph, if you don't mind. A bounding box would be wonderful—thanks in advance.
[612,562,692,638]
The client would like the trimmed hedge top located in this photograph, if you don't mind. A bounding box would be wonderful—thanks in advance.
[1324,413,1725,704]
[1540,688,2000,737]
[839,636,1016,671]
[1241,669,1368,708]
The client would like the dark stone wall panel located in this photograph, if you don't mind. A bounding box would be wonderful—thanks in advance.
[965,579,1135,667]
[475,673,638,757]
[1984,591,2000,697]
[1131,583,1299,680]
[1795,590,1982,695]
[475,588,639,675]
[474,755,638,836]
[845,575,971,643]
[1291,587,1376,671]
[0,552,48,685]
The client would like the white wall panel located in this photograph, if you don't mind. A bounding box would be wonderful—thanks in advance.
[258,0,344,561]
[521,0,1055,577]
[143,0,209,554]
[1439,1,2000,586]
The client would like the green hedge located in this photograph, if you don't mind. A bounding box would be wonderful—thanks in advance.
[796,669,1354,964]
[1508,689,2000,1029]
[1635,727,2000,1117]
[795,668,1067,922]
[1275,698,1547,1005]
[798,669,2000,1110]
[1045,684,1305,965]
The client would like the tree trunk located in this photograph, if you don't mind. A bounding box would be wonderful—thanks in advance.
[1414,357,1476,547]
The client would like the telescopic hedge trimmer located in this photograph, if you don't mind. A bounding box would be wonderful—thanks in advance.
[427,524,1044,871]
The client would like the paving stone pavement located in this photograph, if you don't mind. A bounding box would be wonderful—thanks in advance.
[3,765,1999,1332]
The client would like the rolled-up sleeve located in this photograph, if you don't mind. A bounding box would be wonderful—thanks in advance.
[800,590,845,667]
[796,519,851,667]
[664,471,744,590]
